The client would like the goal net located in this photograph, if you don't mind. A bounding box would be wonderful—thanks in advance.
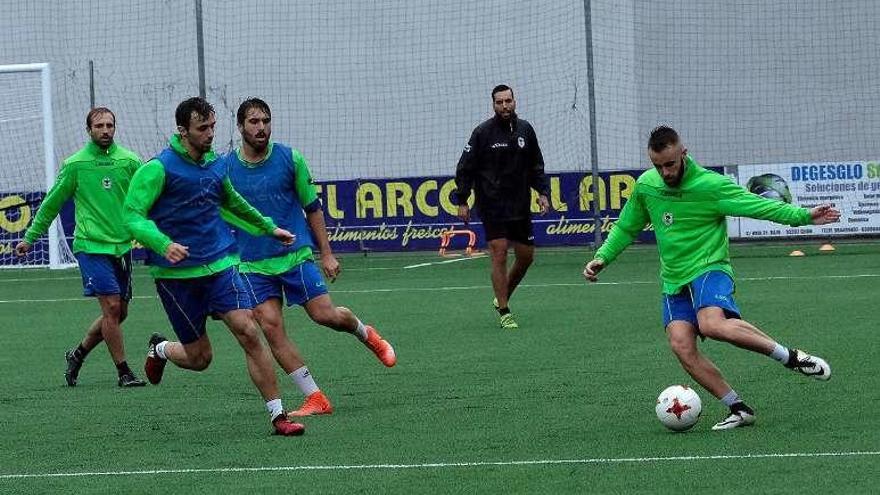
[0,63,76,269]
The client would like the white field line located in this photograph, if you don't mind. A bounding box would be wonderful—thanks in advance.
[0,273,877,304]
[0,266,398,283]
[0,450,877,480]
[404,254,487,269]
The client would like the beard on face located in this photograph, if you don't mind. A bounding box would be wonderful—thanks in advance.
[245,132,269,152]
[195,137,213,153]
[663,163,685,187]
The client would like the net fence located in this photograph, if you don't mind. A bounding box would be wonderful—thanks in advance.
[0,0,877,251]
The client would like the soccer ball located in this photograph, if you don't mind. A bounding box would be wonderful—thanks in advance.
[655,385,702,431]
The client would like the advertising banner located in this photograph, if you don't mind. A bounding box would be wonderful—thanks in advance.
[736,161,880,238]
[315,170,657,252]
[5,167,742,263]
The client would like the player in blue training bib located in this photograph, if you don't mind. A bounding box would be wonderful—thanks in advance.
[226,98,398,417]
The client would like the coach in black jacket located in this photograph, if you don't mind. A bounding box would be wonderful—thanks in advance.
[454,84,550,330]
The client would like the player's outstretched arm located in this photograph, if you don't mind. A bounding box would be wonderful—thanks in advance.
[583,258,605,282]
[21,161,77,247]
[716,178,814,226]
[220,178,280,234]
[809,203,841,225]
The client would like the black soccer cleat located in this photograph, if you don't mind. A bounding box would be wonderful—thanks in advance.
[64,348,83,387]
[118,372,147,387]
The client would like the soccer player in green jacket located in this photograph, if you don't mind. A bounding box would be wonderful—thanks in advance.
[583,126,840,430]
[15,107,146,388]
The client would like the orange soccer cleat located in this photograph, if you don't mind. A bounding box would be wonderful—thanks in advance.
[288,391,334,417]
[365,326,397,367]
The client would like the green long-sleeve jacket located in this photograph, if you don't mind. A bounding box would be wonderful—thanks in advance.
[594,156,811,294]
[23,141,141,255]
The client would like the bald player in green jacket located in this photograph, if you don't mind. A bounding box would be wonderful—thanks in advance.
[583,126,839,431]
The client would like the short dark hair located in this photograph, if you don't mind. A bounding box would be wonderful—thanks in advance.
[175,97,214,129]
[236,98,271,125]
[647,125,680,152]
[86,107,115,129]
[491,84,513,99]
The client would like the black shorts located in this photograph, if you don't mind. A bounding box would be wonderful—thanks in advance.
[482,218,534,245]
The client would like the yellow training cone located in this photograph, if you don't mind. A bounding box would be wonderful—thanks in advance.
[819,243,835,252]
[789,250,806,257]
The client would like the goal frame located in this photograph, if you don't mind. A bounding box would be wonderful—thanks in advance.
[0,63,75,269]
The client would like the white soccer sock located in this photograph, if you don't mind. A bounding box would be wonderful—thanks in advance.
[266,398,284,420]
[155,341,169,360]
[769,343,790,363]
[353,319,368,342]
[720,390,740,407]
[289,366,320,396]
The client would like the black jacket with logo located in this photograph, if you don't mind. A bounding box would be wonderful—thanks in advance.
[454,114,549,222]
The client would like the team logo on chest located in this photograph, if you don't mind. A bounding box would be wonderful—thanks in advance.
[662,211,674,226]
[517,137,525,148]
[102,177,112,189]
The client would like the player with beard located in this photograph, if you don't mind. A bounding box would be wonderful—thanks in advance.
[583,125,839,430]
[225,98,396,418]
[454,85,550,329]
[124,97,305,435]
[17,107,146,388]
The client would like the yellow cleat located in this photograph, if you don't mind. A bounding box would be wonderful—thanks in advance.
[499,313,519,329]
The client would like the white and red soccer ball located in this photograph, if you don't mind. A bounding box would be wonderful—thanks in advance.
[655,385,702,431]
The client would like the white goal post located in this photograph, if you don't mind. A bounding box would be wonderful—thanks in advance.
[0,62,76,269]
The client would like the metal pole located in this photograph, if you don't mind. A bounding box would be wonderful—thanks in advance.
[195,0,206,97]
[88,60,95,108]
[582,0,603,247]
[40,64,61,268]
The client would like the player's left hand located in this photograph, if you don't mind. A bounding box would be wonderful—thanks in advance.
[538,195,550,215]
[273,228,296,245]
[321,252,341,282]
[809,204,841,225]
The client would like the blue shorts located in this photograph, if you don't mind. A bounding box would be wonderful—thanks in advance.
[75,252,133,301]
[661,271,741,329]
[241,260,329,307]
[155,267,253,344]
